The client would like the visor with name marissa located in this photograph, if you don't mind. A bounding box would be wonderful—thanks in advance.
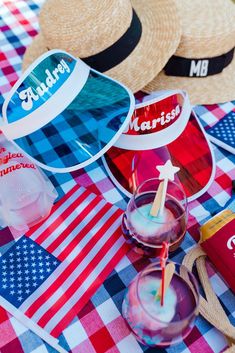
[103,90,215,201]
[0,50,135,172]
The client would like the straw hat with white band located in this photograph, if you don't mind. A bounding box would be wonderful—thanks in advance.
[22,0,181,93]
[144,0,235,105]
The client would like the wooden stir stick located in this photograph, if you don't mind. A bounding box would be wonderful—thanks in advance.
[150,160,180,217]
[150,181,163,217]
[155,262,176,304]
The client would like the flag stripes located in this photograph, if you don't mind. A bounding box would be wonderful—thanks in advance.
[46,197,105,256]
[23,208,122,317]
[27,183,83,238]
[51,239,127,337]
[19,184,128,337]
[30,187,91,244]
[39,225,123,330]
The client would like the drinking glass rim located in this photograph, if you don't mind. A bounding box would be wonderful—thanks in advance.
[136,260,200,325]
[133,178,188,225]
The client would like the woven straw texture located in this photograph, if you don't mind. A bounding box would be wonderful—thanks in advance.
[22,34,47,71]
[144,59,235,105]
[40,0,133,57]
[183,245,235,350]
[144,0,235,105]
[22,0,181,93]
[175,0,235,58]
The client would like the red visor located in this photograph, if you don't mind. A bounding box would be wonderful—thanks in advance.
[103,91,215,201]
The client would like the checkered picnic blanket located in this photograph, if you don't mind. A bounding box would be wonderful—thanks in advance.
[0,1,234,353]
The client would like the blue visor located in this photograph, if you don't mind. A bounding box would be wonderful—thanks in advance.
[1,50,134,172]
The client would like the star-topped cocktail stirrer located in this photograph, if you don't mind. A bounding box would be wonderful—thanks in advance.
[158,160,180,217]
[150,160,180,218]
[149,160,180,305]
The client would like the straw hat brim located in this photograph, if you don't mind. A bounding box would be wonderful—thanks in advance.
[22,34,47,72]
[22,0,181,92]
[143,58,235,105]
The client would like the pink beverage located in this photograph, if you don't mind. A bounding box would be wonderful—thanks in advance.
[122,178,187,257]
[122,262,199,347]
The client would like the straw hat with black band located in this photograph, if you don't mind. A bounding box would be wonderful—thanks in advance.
[144,0,235,105]
[22,0,181,93]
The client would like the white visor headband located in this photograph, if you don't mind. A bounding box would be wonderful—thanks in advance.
[114,90,191,150]
[0,50,135,172]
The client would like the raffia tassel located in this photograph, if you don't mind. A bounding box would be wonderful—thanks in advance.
[182,245,235,348]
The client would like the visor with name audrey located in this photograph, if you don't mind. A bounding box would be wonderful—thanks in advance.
[0,50,135,172]
[103,90,215,201]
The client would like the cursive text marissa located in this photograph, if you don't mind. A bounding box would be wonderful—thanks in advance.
[123,105,180,133]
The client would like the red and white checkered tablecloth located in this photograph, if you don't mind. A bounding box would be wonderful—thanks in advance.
[0,1,234,353]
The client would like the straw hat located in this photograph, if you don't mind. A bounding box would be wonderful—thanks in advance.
[22,0,181,93]
[144,0,235,105]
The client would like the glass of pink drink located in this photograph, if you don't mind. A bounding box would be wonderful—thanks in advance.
[122,261,199,347]
[122,178,187,256]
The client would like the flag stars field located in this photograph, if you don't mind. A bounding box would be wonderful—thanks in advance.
[0,235,60,308]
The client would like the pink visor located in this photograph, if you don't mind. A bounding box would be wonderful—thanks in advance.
[103,90,215,201]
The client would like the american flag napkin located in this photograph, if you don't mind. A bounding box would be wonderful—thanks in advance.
[0,184,128,344]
